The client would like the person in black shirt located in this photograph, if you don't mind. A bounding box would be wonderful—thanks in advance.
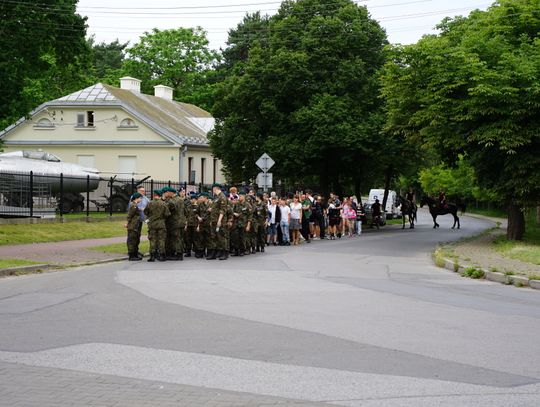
[370,199,382,229]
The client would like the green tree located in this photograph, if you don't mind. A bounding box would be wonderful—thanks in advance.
[381,0,540,240]
[89,38,128,82]
[211,0,388,193]
[122,27,220,111]
[0,0,91,131]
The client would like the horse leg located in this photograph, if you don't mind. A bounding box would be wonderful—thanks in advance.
[402,214,405,229]
[457,213,460,229]
[431,213,438,229]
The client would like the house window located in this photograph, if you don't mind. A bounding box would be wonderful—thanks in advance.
[87,111,94,127]
[188,157,195,184]
[77,113,85,127]
[35,118,54,128]
[77,155,95,169]
[76,111,95,128]
[213,158,217,183]
[118,118,137,128]
[118,156,137,178]
[201,158,206,184]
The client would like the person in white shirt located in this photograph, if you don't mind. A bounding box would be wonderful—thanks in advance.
[289,195,303,245]
[279,198,291,245]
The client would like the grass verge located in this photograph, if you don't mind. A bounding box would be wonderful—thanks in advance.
[466,207,507,218]
[0,221,127,246]
[90,240,149,255]
[0,258,41,269]
[492,209,540,265]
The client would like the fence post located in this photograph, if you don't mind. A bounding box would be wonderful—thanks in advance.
[59,173,64,218]
[29,171,34,217]
[168,180,171,188]
[131,177,135,194]
[86,175,90,218]
[109,177,113,217]
[150,179,154,196]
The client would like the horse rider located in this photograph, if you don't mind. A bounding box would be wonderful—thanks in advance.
[438,189,447,209]
[406,188,415,204]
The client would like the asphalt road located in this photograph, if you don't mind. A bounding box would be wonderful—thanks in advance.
[1,210,539,407]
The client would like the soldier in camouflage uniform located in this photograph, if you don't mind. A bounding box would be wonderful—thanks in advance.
[207,184,229,261]
[144,189,170,262]
[163,187,187,261]
[254,194,268,252]
[184,193,199,257]
[126,192,143,261]
[194,193,210,258]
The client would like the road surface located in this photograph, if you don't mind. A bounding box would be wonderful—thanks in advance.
[1,210,539,406]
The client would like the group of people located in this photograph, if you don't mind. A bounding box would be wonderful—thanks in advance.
[126,185,377,262]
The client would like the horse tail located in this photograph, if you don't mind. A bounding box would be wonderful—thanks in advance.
[458,203,466,214]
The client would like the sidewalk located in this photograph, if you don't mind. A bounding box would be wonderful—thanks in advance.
[0,236,145,268]
[450,213,540,277]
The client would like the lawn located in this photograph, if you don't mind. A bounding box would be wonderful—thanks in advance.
[0,258,41,269]
[466,207,507,218]
[0,220,127,246]
[89,240,149,255]
[493,209,540,265]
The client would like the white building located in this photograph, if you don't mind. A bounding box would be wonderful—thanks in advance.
[0,77,225,184]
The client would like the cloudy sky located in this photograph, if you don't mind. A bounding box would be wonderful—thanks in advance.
[77,0,492,50]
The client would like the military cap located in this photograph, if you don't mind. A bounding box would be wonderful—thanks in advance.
[131,192,142,200]
[168,187,177,193]
[212,183,223,189]
[239,192,246,196]
[153,189,163,196]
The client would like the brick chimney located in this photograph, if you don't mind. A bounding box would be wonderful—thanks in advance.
[119,77,141,93]
[154,85,173,100]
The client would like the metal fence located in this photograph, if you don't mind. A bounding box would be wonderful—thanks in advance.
[0,170,214,218]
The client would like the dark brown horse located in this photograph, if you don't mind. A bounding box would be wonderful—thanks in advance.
[397,196,417,229]
[420,196,460,229]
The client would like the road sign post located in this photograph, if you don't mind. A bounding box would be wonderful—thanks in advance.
[255,153,275,191]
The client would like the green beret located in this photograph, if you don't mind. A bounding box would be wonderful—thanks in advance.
[153,189,163,196]
[212,183,223,189]
[239,192,246,196]
[168,187,177,194]
[131,192,142,200]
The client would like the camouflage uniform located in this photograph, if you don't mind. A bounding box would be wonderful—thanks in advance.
[254,200,268,252]
[207,191,228,259]
[165,195,187,259]
[185,199,199,256]
[194,198,209,257]
[144,198,170,260]
[126,202,142,258]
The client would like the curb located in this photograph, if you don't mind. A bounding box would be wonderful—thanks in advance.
[0,256,127,278]
[0,264,57,277]
[438,256,539,290]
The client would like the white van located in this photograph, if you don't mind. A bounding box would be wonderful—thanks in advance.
[367,189,400,219]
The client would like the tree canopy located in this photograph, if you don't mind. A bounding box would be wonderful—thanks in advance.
[122,27,220,111]
[0,0,91,133]
[210,0,388,193]
[381,0,540,239]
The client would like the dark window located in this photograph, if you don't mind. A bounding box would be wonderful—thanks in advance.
[201,158,206,184]
[87,111,94,127]
[188,157,194,184]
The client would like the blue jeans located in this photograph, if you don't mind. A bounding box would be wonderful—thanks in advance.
[280,221,290,242]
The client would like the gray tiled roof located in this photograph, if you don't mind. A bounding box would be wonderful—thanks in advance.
[1,83,214,147]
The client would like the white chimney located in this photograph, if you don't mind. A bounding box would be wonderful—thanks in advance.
[154,85,174,100]
[119,77,141,93]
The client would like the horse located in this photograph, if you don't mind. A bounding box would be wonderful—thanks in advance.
[420,196,460,229]
[397,196,417,229]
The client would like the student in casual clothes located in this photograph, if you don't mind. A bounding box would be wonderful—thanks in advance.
[279,198,291,246]
[267,197,278,246]
[327,198,341,240]
[289,195,303,245]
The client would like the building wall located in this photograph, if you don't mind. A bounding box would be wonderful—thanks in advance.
[1,106,226,183]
